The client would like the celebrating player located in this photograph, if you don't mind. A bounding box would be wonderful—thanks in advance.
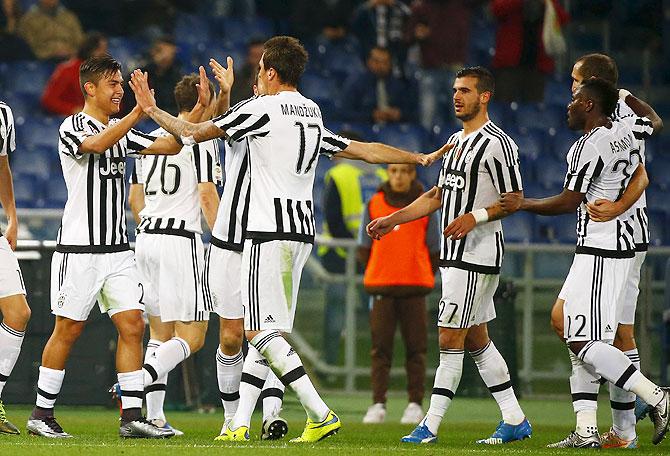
[26,54,186,439]
[129,35,448,442]
[500,78,669,447]
[368,66,531,445]
[0,101,31,435]
[128,70,222,436]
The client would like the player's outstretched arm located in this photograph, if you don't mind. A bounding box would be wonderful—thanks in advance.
[500,188,584,216]
[129,69,223,144]
[367,186,442,240]
[620,89,663,134]
[443,191,523,240]
[209,57,234,116]
[0,155,18,250]
[338,141,453,166]
[586,164,648,222]
[79,105,144,154]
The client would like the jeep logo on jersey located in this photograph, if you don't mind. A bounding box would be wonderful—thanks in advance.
[443,169,466,192]
[99,157,126,179]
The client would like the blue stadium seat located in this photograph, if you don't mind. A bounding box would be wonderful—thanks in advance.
[519,154,535,183]
[532,156,565,189]
[549,215,577,243]
[323,121,376,142]
[646,186,670,214]
[306,37,365,80]
[107,37,143,68]
[514,130,545,160]
[431,122,461,149]
[175,14,211,46]
[43,176,68,208]
[647,210,666,246]
[18,115,60,151]
[0,93,35,122]
[11,149,50,179]
[205,43,246,77]
[502,212,534,243]
[544,77,571,108]
[514,103,564,134]
[373,123,427,153]
[487,102,513,129]
[550,129,581,160]
[299,72,340,118]
[533,251,573,279]
[1,61,54,96]
[647,158,670,190]
[13,174,43,208]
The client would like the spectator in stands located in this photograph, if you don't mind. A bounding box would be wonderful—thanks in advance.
[17,0,84,61]
[319,130,387,367]
[350,0,411,74]
[41,32,108,116]
[0,0,34,60]
[491,0,569,103]
[408,0,479,129]
[358,163,439,424]
[290,0,358,41]
[230,38,264,105]
[341,47,418,124]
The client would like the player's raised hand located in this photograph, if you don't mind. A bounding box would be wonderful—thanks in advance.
[586,198,622,222]
[419,143,454,167]
[500,192,523,213]
[443,213,476,240]
[366,216,397,240]
[129,70,157,113]
[195,65,212,109]
[209,57,234,95]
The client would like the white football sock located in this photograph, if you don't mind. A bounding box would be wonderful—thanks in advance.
[252,330,328,422]
[422,349,463,435]
[0,321,25,397]
[569,348,599,436]
[610,349,639,440]
[230,345,269,430]
[118,370,144,411]
[144,339,167,421]
[470,341,524,425]
[216,347,243,420]
[143,337,190,386]
[35,366,65,409]
[262,370,285,421]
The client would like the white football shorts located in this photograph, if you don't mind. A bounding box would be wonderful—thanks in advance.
[0,236,26,298]
[437,267,498,329]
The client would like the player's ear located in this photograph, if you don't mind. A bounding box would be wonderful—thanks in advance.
[480,91,491,104]
[84,81,96,98]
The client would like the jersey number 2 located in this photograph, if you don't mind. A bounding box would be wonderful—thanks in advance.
[145,156,181,195]
[294,121,322,174]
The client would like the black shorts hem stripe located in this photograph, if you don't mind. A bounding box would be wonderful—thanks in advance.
[241,372,265,389]
[210,236,244,252]
[432,388,455,399]
[56,243,131,254]
[488,380,513,394]
[635,243,649,252]
[247,231,314,244]
[575,246,635,259]
[615,364,637,389]
[439,260,500,275]
[0,373,8,382]
[279,366,306,386]
[137,227,196,239]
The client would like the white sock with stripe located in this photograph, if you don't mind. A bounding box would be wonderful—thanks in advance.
[252,330,329,422]
[609,349,639,440]
[216,347,243,421]
[35,366,65,410]
[578,341,664,407]
[143,337,190,386]
[230,345,269,430]
[0,321,25,397]
[470,341,524,425]
[422,350,463,435]
[262,371,285,421]
[118,370,144,412]
[144,339,167,421]
[569,348,600,436]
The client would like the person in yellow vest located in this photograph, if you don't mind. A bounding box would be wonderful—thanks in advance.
[357,163,440,424]
[319,130,387,366]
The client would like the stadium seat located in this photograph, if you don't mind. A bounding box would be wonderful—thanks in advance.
[532,156,565,189]
[13,174,43,208]
[373,123,427,153]
[550,129,581,160]
[502,212,534,243]
[487,102,513,129]
[11,149,50,180]
[18,116,60,151]
[647,158,670,190]
[514,130,545,160]
[646,186,670,214]
[106,37,143,68]
[544,77,572,108]
[323,121,376,142]
[219,17,274,44]
[202,43,246,75]
[175,14,211,46]
[43,176,68,208]
[1,61,54,96]
[646,210,666,246]
[0,93,35,122]
[514,103,565,134]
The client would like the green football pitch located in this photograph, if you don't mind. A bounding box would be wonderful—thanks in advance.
[0,392,666,455]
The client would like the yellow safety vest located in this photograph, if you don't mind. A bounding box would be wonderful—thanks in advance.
[318,163,388,258]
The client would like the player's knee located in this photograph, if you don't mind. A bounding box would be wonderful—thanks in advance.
[55,320,86,344]
[568,341,586,356]
[4,300,31,328]
[185,333,206,353]
[118,316,145,341]
[438,329,466,350]
[219,330,243,355]
[613,325,635,350]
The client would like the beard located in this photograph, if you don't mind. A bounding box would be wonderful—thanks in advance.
[455,102,481,122]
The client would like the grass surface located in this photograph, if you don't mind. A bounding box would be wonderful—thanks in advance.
[0,392,667,455]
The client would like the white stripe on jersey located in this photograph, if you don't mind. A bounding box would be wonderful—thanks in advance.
[212,92,350,243]
[132,128,220,235]
[0,102,16,156]
[210,137,250,251]
[56,113,156,253]
[563,119,649,257]
[436,121,522,274]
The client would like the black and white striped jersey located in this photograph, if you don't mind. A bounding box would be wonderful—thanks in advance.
[613,100,649,250]
[131,128,220,235]
[210,137,250,251]
[0,102,15,157]
[564,117,652,258]
[212,92,351,243]
[436,121,523,274]
[56,112,157,253]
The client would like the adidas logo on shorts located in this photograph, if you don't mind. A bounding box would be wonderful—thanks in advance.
[605,324,613,333]
[286,348,295,357]
[264,315,275,323]
[255,359,270,366]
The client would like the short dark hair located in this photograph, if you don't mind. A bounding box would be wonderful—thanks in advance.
[579,77,618,117]
[455,66,495,95]
[173,74,215,113]
[576,53,618,85]
[77,31,106,60]
[79,54,122,97]
[262,35,308,87]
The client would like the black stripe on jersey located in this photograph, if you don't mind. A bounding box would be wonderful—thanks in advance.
[190,236,199,320]
[226,152,249,246]
[286,199,297,233]
[86,155,95,245]
[494,231,503,268]
[322,135,348,151]
[304,126,322,173]
[56,243,130,253]
[59,134,77,156]
[219,113,251,132]
[569,129,598,172]
[274,198,284,233]
[205,144,214,181]
[130,129,157,141]
[229,114,270,142]
[305,200,315,236]
[575,246,634,258]
[192,143,202,179]
[483,124,514,167]
[99,158,108,244]
[296,202,308,235]
[73,114,85,132]
[0,104,9,153]
[590,256,600,340]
